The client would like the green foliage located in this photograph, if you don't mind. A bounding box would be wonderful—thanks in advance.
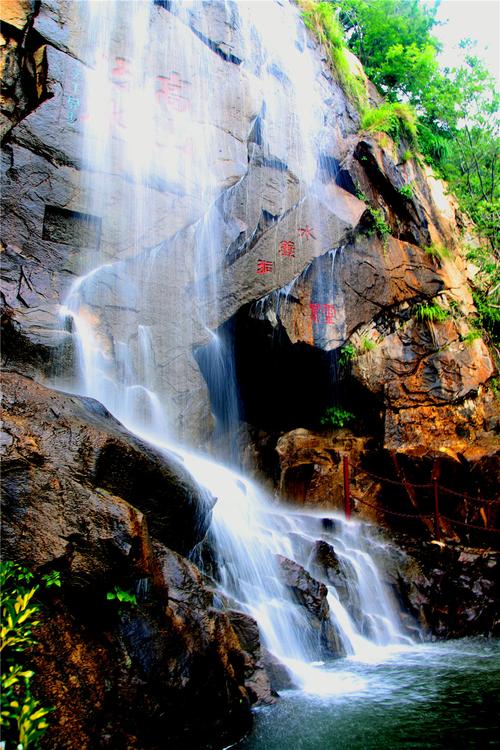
[398,183,414,199]
[438,50,499,252]
[361,101,418,145]
[491,376,500,398]
[466,245,500,345]
[360,336,376,352]
[461,329,482,345]
[1,561,53,750]
[416,121,450,166]
[423,243,451,265]
[471,290,500,344]
[299,1,367,109]
[338,342,356,366]
[106,586,137,606]
[41,571,61,590]
[401,149,412,162]
[333,0,440,105]
[414,301,449,324]
[332,1,499,259]
[367,207,391,248]
[320,405,355,428]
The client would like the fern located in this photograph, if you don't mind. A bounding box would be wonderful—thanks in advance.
[320,406,355,428]
[415,301,449,323]
[417,122,450,165]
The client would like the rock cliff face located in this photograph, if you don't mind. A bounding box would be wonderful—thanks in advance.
[2,0,496,452]
[1,371,273,748]
[1,1,499,748]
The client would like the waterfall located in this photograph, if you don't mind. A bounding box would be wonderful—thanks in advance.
[57,0,414,695]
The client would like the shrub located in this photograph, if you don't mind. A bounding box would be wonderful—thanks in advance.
[471,290,500,344]
[1,561,54,750]
[402,149,413,162]
[466,244,500,345]
[320,405,355,428]
[361,101,418,146]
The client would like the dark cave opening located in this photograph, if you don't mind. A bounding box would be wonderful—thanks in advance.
[195,303,384,438]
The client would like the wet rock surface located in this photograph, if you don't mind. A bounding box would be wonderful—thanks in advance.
[391,536,500,638]
[276,554,345,656]
[1,371,211,558]
[274,429,380,510]
[0,371,264,749]
[227,610,276,705]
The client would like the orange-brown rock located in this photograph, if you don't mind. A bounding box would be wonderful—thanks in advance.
[1,0,34,30]
[275,429,380,512]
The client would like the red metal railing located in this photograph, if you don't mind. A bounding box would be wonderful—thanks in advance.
[342,454,500,540]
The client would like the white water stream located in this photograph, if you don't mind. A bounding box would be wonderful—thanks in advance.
[57,0,414,695]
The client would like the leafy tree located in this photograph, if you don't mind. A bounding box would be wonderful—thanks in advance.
[324,0,499,342]
[333,0,440,104]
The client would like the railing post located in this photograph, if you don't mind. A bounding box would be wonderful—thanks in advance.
[432,460,441,540]
[343,454,351,520]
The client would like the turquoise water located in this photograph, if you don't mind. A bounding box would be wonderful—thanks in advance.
[238,640,500,749]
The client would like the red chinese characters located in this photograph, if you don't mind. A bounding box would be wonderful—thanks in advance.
[298,225,316,240]
[309,303,322,323]
[323,304,336,324]
[257,259,274,274]
[111,57,132,89]
[279,240,296,257]
[309,303,336,323]
[155,72,190,112]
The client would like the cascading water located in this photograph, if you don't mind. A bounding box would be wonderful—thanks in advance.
[57,0,414,695]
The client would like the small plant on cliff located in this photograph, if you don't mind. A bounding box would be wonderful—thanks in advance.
[338,342,356,367]
[360,336,376,352]
[360,102,418,146]
[299,1,366,110]
[0,561,55,750]
[490,376,500,398]
[461,329,482,345]
[424,243,451,266]
[414,301,450,324]
[367,207,391,249]
[320,405,355,428]
[106,586,137,607]
[398,183,414,200]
